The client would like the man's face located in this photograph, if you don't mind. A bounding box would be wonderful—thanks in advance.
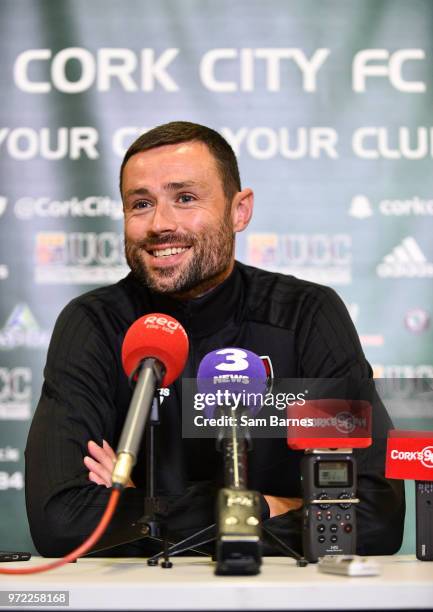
[122,141,237,299]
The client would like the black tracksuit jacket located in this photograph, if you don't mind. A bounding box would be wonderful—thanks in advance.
[25,262,405,557]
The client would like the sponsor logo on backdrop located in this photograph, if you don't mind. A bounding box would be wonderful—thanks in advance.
[359,334,384,347]
[375,377,433,419]
[14,196,122,220]
[0,197,7,217]
[373,364,433,378]
[247,233,352,285]
[362,333,384,347]
[376,237,433,278]
[34,232,128,284]
[350,195,433,218]
[405,308,430,334]
[345,303,384,347]
[380,197,433,216]
[0,472,24,490]
[0,447,19,462]
[0,367,32,420]
[346,303,359,323]
[0,304,50,350]
[349,196,373,219]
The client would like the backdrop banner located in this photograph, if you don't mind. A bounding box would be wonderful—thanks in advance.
[0,0,432,555]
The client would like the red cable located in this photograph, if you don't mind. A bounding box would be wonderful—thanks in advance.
[0,488,121,575]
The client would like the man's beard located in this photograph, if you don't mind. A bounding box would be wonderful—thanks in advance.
[125,217,235,298]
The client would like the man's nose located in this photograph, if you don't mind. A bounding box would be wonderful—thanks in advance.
[149,201,178,234]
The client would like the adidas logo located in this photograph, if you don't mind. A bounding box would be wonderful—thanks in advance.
[377,237,433,278]
[349,195,373,219]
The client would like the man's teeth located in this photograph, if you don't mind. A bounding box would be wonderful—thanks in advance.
[152,247,188,258]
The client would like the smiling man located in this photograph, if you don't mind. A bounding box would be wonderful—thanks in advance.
[121,138,252,298]
[25,122,404,558]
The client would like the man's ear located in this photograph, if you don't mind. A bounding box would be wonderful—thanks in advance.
[231,188,254,233]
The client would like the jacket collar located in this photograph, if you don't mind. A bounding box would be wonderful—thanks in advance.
[129,262,244,339]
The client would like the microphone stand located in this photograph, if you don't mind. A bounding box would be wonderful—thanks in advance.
[146,409,308,570]
[89,391,307,569]
[86,361,209,564]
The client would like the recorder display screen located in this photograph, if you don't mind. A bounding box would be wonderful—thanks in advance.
[316,461,351,487]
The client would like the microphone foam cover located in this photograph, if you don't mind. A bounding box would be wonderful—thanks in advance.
[197,348,267,416]
[122,313,189,387]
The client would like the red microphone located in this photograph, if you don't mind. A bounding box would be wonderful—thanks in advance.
[122,313,189,387]
[286,399,372,450]
[386,430,433,561]
[112,313,189,488]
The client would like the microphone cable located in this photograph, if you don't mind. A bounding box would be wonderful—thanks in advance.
[0,488,121,575]
[2,312,190,575]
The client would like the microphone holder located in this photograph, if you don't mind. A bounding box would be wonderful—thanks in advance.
[145,417,308,569]
[144,407,309,569]
[145,501,307,569]
[87,383,209,564]
[88,384,307,569]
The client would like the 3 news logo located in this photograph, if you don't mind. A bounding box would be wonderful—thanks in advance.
[0,367,32,420]
[34,231,128,284]
[246,233,352,285]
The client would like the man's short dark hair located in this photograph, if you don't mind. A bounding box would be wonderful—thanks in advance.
[119,121,241,201]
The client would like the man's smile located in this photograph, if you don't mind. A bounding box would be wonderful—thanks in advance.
[149,246,190,258]
[143,243,193,268]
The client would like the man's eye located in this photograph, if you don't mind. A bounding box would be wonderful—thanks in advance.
[178,194,195,204]
[132,200,151,210]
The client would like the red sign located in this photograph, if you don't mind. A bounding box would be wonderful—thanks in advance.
[286,399,372,450]
[386,430,433,481]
